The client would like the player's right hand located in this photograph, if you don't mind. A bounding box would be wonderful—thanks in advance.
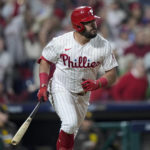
[37,86,48,102]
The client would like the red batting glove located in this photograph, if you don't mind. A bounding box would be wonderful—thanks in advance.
[37,86,48,102]
[81,77,108,92]
[81,79,100,92]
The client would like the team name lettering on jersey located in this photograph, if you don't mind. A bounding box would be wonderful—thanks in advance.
[60,54,101,68]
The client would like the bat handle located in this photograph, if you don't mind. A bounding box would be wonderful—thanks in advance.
[29,101,41,119]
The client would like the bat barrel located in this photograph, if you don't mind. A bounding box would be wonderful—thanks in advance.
[11,117,32,145]
[11,101,41,146]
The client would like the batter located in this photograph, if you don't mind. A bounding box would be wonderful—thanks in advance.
[37,6,118,150]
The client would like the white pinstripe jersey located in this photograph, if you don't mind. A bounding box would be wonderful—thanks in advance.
[42,31,118,93]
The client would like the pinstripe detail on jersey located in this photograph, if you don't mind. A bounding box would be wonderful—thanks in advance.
[42,31,118,93]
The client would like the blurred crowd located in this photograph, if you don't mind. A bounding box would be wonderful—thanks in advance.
[0,104,27,150]
[0,0,150,104]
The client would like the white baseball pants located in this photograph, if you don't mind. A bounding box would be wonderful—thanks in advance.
[48,83,89,135]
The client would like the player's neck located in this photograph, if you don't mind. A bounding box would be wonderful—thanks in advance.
[74,32,90,45]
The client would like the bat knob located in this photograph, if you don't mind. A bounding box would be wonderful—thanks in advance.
[11,140,17,146]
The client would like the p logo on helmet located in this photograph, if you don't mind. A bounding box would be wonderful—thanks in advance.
[71,6,100,32]
[89,9,94,16]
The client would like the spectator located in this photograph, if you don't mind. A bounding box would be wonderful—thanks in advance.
[106,0,126,37]
[74,112,103,150]
[118,54,136,75]
[0,37,12,82]
[98,23,117,51]
[24,31,41,64]
[39,16,60,47]
[142,6,150,25]
[114,26,132,56]
[4,13,25,65]
[0,83,8,104]
[106,0,126,28]
[124,27,149,57]
[144,27,150,52]
[0,37,13,94]
[111,59,148,101]
[0,104,27,150]
[4,2,33,65]
[128,2,143,23]
[0,13,6,34]
[28,0,54,22]
[123,17,138,42]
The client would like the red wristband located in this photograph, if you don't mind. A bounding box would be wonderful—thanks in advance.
[39,73,49,88]
[98,77,108,88]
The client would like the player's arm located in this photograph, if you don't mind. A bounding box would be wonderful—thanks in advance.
[37,38,58,101]
[39,59,50,77]
[81,67,117,91]
[37,59,51,101]
[101,67,117,87]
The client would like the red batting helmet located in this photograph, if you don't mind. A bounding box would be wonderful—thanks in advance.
[71,6,100,32]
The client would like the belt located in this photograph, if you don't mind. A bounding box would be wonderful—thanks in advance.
[77,91,87,96]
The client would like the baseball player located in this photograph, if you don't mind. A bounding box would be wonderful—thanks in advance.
[37,6,118,150]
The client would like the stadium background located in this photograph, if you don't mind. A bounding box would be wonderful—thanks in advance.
[0,0,150,150]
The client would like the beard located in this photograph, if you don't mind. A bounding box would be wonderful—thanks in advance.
[80,28,97,39]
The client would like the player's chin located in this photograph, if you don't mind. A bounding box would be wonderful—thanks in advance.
[90,29,97,35]
[91,29,97,34]
[90,32,97,38]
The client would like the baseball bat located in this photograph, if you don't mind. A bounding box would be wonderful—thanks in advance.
[11,101,41,146]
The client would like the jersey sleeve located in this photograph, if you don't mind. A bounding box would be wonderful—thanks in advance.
[42,38,59,64]
[102,42,118,71]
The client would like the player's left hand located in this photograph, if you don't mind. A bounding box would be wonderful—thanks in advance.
[81,79,100,91]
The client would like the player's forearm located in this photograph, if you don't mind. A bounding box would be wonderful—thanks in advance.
[39,59,50,87]
[100,68,117,87]
[39,59,50,74]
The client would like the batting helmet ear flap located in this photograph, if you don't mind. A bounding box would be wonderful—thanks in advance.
[76,22,85,32]
[72,22,85,32]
